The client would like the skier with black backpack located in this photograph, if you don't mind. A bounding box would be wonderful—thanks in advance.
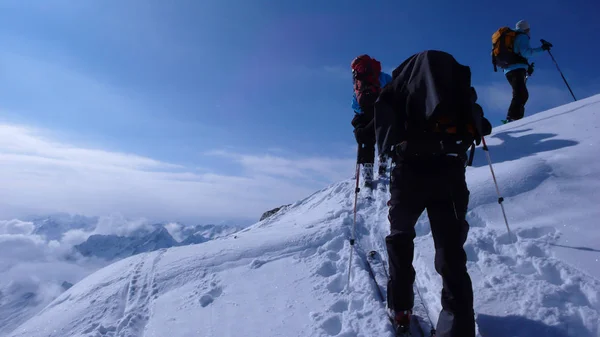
[491,20,552,123]
[374,50,492,337]
[351,54,393,189]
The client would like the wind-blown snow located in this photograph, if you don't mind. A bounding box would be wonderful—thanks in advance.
[7,94,600,337]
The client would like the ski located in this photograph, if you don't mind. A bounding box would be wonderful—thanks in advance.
[365,250,432,337]
[364,249,385,303]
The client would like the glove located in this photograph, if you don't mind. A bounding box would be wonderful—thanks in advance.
[541,41,552,51]
[527,62,535,76]
[353,127,365,144]
[481,117,492,137]
[351,113,364,128]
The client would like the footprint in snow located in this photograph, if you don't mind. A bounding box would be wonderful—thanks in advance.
[320,315,343,336]
[316,261,337,278]
[518,241,547,258]
[495,231,519,245]
[466,210,487,228]
[323,236,345,253]
[326,274,345,294]
[349,298,364,311]
[532,259,563,286]
[325,251,341,262]
[200,285,223,308]
[187,275,224,309]
[329,299,348,313]
[310,311,344,337]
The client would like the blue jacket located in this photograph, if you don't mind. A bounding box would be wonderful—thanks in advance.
[503,31,545,74]
[352,72,393,114]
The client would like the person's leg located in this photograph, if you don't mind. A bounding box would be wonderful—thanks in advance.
[426,162,475,337]
[386,163,426,317]
[506,69,529,121]
[360,142,375,187]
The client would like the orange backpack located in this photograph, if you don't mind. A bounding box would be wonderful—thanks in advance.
[491,27,527,71]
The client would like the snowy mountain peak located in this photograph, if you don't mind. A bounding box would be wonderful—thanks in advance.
[30,214,98,241]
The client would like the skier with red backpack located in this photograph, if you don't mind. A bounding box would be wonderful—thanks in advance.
[374,50,491,336]
[491,20,552,123]
[351,54,393,189]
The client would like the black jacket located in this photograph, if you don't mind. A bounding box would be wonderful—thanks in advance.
[374,50,492,158]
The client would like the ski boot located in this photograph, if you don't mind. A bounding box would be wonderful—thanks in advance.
[362,163,375,190]
[378,162,387,178]
[391,310,412,336]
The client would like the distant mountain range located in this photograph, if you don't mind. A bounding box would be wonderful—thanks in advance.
[74,223,243,260]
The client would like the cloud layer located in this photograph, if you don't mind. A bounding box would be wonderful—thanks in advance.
[0,123,355,223]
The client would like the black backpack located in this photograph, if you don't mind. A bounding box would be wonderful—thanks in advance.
[376,50,486,164]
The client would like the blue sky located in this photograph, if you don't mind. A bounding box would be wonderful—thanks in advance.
[0,0,598,223]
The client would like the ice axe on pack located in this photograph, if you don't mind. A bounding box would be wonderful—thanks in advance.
[541,39,577,101]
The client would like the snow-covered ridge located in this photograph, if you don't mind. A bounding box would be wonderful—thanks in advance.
[7,94,600,337]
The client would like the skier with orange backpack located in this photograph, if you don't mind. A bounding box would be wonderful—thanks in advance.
[351,54,392,189]
[491,20,551,123]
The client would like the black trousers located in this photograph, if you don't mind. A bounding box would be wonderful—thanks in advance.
[386,156,474,337]
[506,68,529,121]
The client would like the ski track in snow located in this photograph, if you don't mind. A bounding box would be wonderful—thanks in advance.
[80,248,166,337]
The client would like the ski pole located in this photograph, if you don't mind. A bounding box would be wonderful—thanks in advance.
[347,145,362,288]
[541,39,577,101]
[481,136,514,242]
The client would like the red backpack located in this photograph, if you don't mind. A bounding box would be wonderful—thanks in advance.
[351,54,382,111]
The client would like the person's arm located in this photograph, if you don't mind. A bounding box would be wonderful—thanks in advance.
[353,116,375,144]
[516,34,544,59]
[352,93,362,113]
[470,87,492,144]
[474,103,492,136]
[374,87,404,157]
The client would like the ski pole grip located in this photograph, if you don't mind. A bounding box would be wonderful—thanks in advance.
[540,39,553,48]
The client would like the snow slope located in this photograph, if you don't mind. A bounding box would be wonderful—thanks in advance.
[8,94,600,337]
[0,217,246,336]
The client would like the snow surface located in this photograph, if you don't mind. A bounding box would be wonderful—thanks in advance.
[7,94,600,337]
